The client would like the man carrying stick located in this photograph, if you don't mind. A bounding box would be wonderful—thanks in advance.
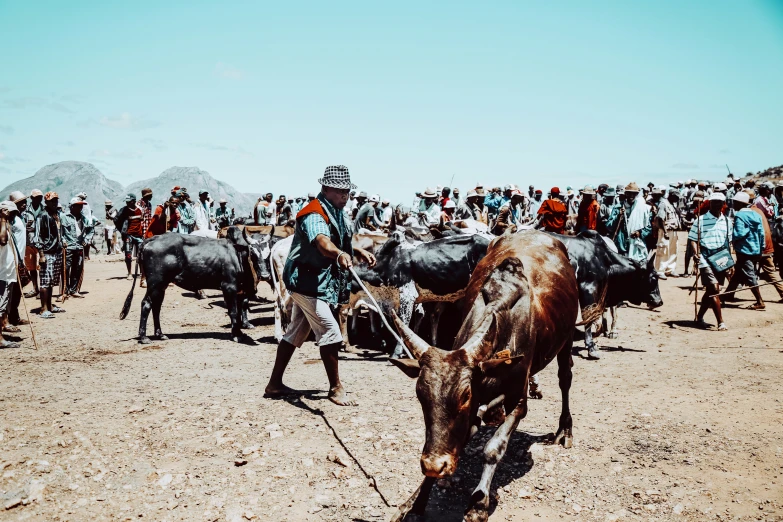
[32,192,65,319]
[0,201,22,347]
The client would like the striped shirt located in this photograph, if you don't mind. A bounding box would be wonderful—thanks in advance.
[688,212,732,268]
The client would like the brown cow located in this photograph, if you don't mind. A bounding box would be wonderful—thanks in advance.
[389,231,579,522]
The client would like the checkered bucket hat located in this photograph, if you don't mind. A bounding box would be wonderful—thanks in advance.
[318,165,356,190]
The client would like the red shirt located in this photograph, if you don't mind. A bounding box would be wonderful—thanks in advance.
[537,198,568,234]
[576,199,600,231]
[125,206,143,237]
[145,205,180,238]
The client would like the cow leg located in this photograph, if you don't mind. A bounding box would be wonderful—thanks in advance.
[465,388,529,522]
[528,374,542,399]
[585,321,601,360]
[429,302,446,347]
[607,307,619,338]
[551,345,574,448]
[225,291,243,342]
[390,477,436,522]
[138,291,153,344]
[241,297,254,329]
[150,289,168,341]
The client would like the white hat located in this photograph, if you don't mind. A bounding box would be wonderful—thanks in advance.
[466,189,478,198]
[421,187,437,198]
[732,191,750,204]
[713,182,727,191]
[8,191,27,203]
[369,194,380,203]
[443,200,456,209]
[708,192,726,202]
[0,200,18,212]
[69,197,85,206]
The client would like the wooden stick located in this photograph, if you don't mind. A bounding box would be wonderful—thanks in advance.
[10,235,38,350]
[694,213,700,320]
[709,281,782,298]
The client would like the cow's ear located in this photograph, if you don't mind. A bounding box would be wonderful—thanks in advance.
[478,355,524,378]
[389,357,421,379]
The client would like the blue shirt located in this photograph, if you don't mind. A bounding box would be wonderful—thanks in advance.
[732,208,765,256]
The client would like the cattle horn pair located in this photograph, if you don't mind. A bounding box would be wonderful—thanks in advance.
[391,309,497,364]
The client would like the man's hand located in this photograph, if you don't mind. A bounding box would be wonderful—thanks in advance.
[354,247,376,268]
[337,252,352,270]
[630,231,640,239]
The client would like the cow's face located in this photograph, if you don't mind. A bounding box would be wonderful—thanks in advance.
[414,349,474,478]
[390,312,496,479]
[244,229,272,282]
[629,253,662,308]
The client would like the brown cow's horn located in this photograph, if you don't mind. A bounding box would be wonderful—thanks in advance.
[391,311,429,360]
[462,313,498,363]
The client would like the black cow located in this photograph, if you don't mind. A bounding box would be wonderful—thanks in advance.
[351,232,490,355]
[551,230,663,360]
[128,227,271,344]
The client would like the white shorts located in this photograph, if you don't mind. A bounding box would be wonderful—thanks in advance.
[282,292,343,348]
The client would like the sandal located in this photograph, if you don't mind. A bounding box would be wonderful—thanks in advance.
[0,340,21,349]
[40,311,55,319]
[746,303,766,311]
[2,326,21,333]
[14,319,30,326]
[24,291,39,298]
[51,306,66,313]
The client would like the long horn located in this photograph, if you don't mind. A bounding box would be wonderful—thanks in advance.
[461,313,498,363]
[391,310,429,359]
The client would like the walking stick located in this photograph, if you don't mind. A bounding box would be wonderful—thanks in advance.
[61,247,69,303]
[347,266,413,359]
[694,212,700,321]
[9,235,38,350]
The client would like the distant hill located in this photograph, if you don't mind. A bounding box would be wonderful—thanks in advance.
[751,164,783,183]
[0,161,125,208]
[125,166,257,215]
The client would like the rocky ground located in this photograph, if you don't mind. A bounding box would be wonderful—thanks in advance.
[1,237,782,522]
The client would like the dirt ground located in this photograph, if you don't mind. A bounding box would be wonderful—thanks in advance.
[1,235,782,522]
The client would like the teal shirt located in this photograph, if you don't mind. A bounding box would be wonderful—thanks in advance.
[283,193,353,306]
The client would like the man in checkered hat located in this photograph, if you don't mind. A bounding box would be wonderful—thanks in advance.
[265,166,376,406]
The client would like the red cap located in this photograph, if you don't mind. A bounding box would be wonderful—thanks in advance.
[550,187,560,195]
[535,189,542,194]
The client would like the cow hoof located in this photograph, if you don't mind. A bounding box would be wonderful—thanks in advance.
[231,336,240,343]
[241,323,255,330]
[607,332,619,339]
[587,346,601,360]
[529,389,543,399]
[156,334,169,341]
[138,336,152,345]
[464,494,489,522]
[552,428,573,449]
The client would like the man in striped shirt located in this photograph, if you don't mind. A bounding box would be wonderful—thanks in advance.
[688,192,731,331]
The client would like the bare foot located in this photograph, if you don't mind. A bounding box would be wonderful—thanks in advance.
[328,385,357,406]
[263,383,301,398]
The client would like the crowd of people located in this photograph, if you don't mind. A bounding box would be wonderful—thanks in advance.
[1,172,782,347]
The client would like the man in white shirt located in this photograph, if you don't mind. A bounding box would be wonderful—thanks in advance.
[193,190,215,231]
[0,201,21,348]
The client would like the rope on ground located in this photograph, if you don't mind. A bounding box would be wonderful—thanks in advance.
[301,397,391,508]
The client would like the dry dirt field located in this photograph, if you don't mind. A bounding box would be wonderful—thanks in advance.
[1,237,782,522]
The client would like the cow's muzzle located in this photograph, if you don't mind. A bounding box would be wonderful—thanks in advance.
[420,453,457,478]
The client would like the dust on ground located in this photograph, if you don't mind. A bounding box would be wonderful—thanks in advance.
[1,237,782,522]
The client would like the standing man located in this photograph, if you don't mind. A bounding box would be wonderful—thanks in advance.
[492,189,524,235]
[215,199,233,229]
[418,188,441,227]
[379,199,393,226]
[723,191,766,310]
[138,188,154,239]
[355,195,382,231]
[754,182,776,223]
[115,194,144,280]
[22,189,44,298]
[177,190,196,234]
[60,198,94,299]
[193,190,214,231]
[344,190,358,219]
[6,192,28,329]
[254,193,273,225]
[689,192,731,330]
[455,189,482,221]
[451,188,461,207]
[104,200,119,255]
[597,187,617,236]
[527,189,543,217]
[534,187,568,234]
[652,187,681,279]
[265,166,376,406]
[0,201,21,347]
[605,182,652,263]
[32,192,65,319]
[748,189,783,302]
[146,196,181,238]
[575,185,600,234]
[440,187,452,208]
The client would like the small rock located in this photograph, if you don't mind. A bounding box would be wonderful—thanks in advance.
[314,494,332,507]
[518,488,533,499]
[234,459,248,467]
[269,431,283,439]
[327,453,352,468]
[4,498,22,510]
[302,458,313,467]
[573,503,582,513]
[128,405,145,414]
[242,446,259,456]
[157,474,173,488]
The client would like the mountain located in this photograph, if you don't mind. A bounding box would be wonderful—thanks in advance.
[125,166,257,215]
[1,161,125,208]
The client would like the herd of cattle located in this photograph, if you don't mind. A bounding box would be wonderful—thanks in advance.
[120,218,663,521]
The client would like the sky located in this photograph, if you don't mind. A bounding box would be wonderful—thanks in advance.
[1,0,782,202]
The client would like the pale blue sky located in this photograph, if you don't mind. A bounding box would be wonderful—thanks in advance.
[1,0,782,202]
